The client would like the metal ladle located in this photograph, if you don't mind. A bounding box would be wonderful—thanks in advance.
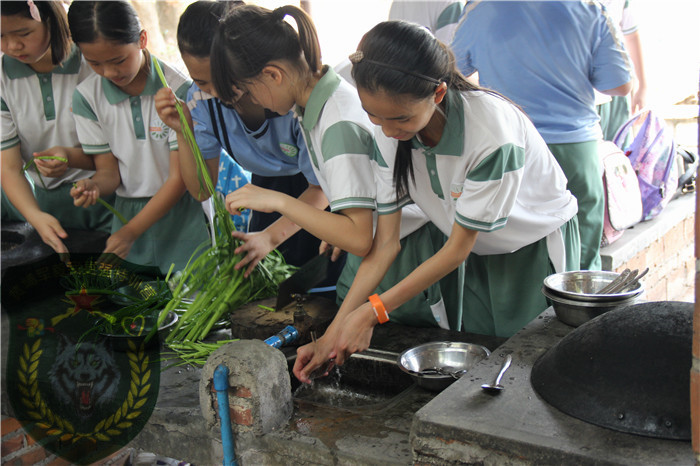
[481,353,512,394]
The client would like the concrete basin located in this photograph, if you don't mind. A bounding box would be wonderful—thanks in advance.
[288,348,415,410]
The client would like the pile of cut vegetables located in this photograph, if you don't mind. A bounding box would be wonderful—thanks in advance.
[149,60,296,365]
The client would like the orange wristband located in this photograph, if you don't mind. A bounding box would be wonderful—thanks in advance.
[369,294,389,324]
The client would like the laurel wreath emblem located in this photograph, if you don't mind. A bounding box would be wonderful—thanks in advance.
[17,338,151,443]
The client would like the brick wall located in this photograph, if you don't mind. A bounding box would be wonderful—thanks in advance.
[1,416,132,466]
[600,194,695,303]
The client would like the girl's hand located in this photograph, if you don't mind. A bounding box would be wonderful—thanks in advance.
[30,212,69,254]
[293,326,340,384]
[332,303,377,365]
[225,184,283,216]
[319,240,344,262]
[155,88,190,133]
[32,147,69,178]
[103,226,137,259]
[70,179,100,207]
[231,230,276,278]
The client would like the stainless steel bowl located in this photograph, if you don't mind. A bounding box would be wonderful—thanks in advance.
[543,270,644,302]
[397,342,491,391]
[542,286,640,327]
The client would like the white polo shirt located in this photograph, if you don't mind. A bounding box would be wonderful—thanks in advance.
[374,89,578,257]
[294,66,376,213]
[71,56,190,198]
[1,46,96,189]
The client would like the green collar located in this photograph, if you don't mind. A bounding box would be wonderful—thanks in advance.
[412,88,464,156]
[296,66,340,132]
[103,55,163,105]
[3,44,82,79]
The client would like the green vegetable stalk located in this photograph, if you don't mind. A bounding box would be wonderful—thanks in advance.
[151,59,296,352]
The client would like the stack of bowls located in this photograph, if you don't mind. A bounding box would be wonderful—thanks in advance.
[542,270,644,327]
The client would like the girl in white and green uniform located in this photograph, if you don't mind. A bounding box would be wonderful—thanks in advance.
[296,21,580,383]
[1,1,111,254]
[211,6,451,342]
[67,1,210,274]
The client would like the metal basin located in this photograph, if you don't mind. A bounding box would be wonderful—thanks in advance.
[398,341,491,391]
[543,270,644,302]
[288,348,414,409]
[542,286,640,327]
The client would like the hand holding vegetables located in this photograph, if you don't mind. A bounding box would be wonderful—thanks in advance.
[70,178,100,208]
[230,230,278,278]
[32,147,69,178]
[154,87,191,134]
[225,184,288,216]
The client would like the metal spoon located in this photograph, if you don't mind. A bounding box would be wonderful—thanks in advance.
[481,353,512,395]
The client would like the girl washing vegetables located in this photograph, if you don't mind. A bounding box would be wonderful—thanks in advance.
[212,5,457,335]
[154,1,342,288]
[66,1,210,274]
[1,0,112,254]
[295,21,581,383]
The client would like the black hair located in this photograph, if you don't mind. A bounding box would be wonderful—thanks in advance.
[177,1,243,58]
[1,0,71,65]
[352,20,479,200]
[210,4,322,103]
[67,1,141,45]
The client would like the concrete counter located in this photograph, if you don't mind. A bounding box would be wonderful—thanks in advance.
[411,310,694,465]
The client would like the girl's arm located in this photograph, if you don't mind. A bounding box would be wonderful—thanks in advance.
[293,211,403,383]
[231,183,329,277]
[103,150,188,259]
[323,222,477,372]
[155,88,218,201]
[1,145,68,253]
[226,185,374,257]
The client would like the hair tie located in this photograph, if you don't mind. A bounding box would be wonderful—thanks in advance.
[349,50,442,86]
[27,0,41,22]
[348,51,364,64]
[271,8,286,22]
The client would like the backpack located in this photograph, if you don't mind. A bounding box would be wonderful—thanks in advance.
[599,140,643,247]
[612,109,677,221]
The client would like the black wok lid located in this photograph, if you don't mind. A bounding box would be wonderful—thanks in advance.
[531,301,693,440]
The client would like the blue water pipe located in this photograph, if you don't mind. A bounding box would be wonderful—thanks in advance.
[213,364,238,466]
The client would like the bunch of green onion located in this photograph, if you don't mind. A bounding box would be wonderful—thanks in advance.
[151,59,295,363]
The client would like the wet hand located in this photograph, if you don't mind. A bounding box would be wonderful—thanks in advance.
[32,212,69,254]
[103,226,137,259]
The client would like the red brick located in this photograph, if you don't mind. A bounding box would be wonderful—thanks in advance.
[646,277,668,301]
[1,417,22,436]
[644,238,665,268]
[230,405,253,426]
[683,216,695,244]
[14,445,47,465]
[663,223,685,254]
[691,369,700,449]
[233,386,252,398]
[1,433,24,456]
[619,253,646,273]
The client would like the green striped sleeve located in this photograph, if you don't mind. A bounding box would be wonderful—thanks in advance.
[466,143,524,182]
[320,121,373,162]
[436,2,463,30]
[377,196,412,215]
[329,197,376,212]
[174,80,192,101]
[1,136,20,151]
[81,143,111,155]
[71,90,98,121]
[455,212,507,232]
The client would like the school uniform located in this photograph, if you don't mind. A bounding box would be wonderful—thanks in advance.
[451,0,632,270]
[297,66,450,327]
[1,46,112,230]
[71,56,210,274]
[373,89,580,337]
[388,0,464,44]
[186,85,342,282]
